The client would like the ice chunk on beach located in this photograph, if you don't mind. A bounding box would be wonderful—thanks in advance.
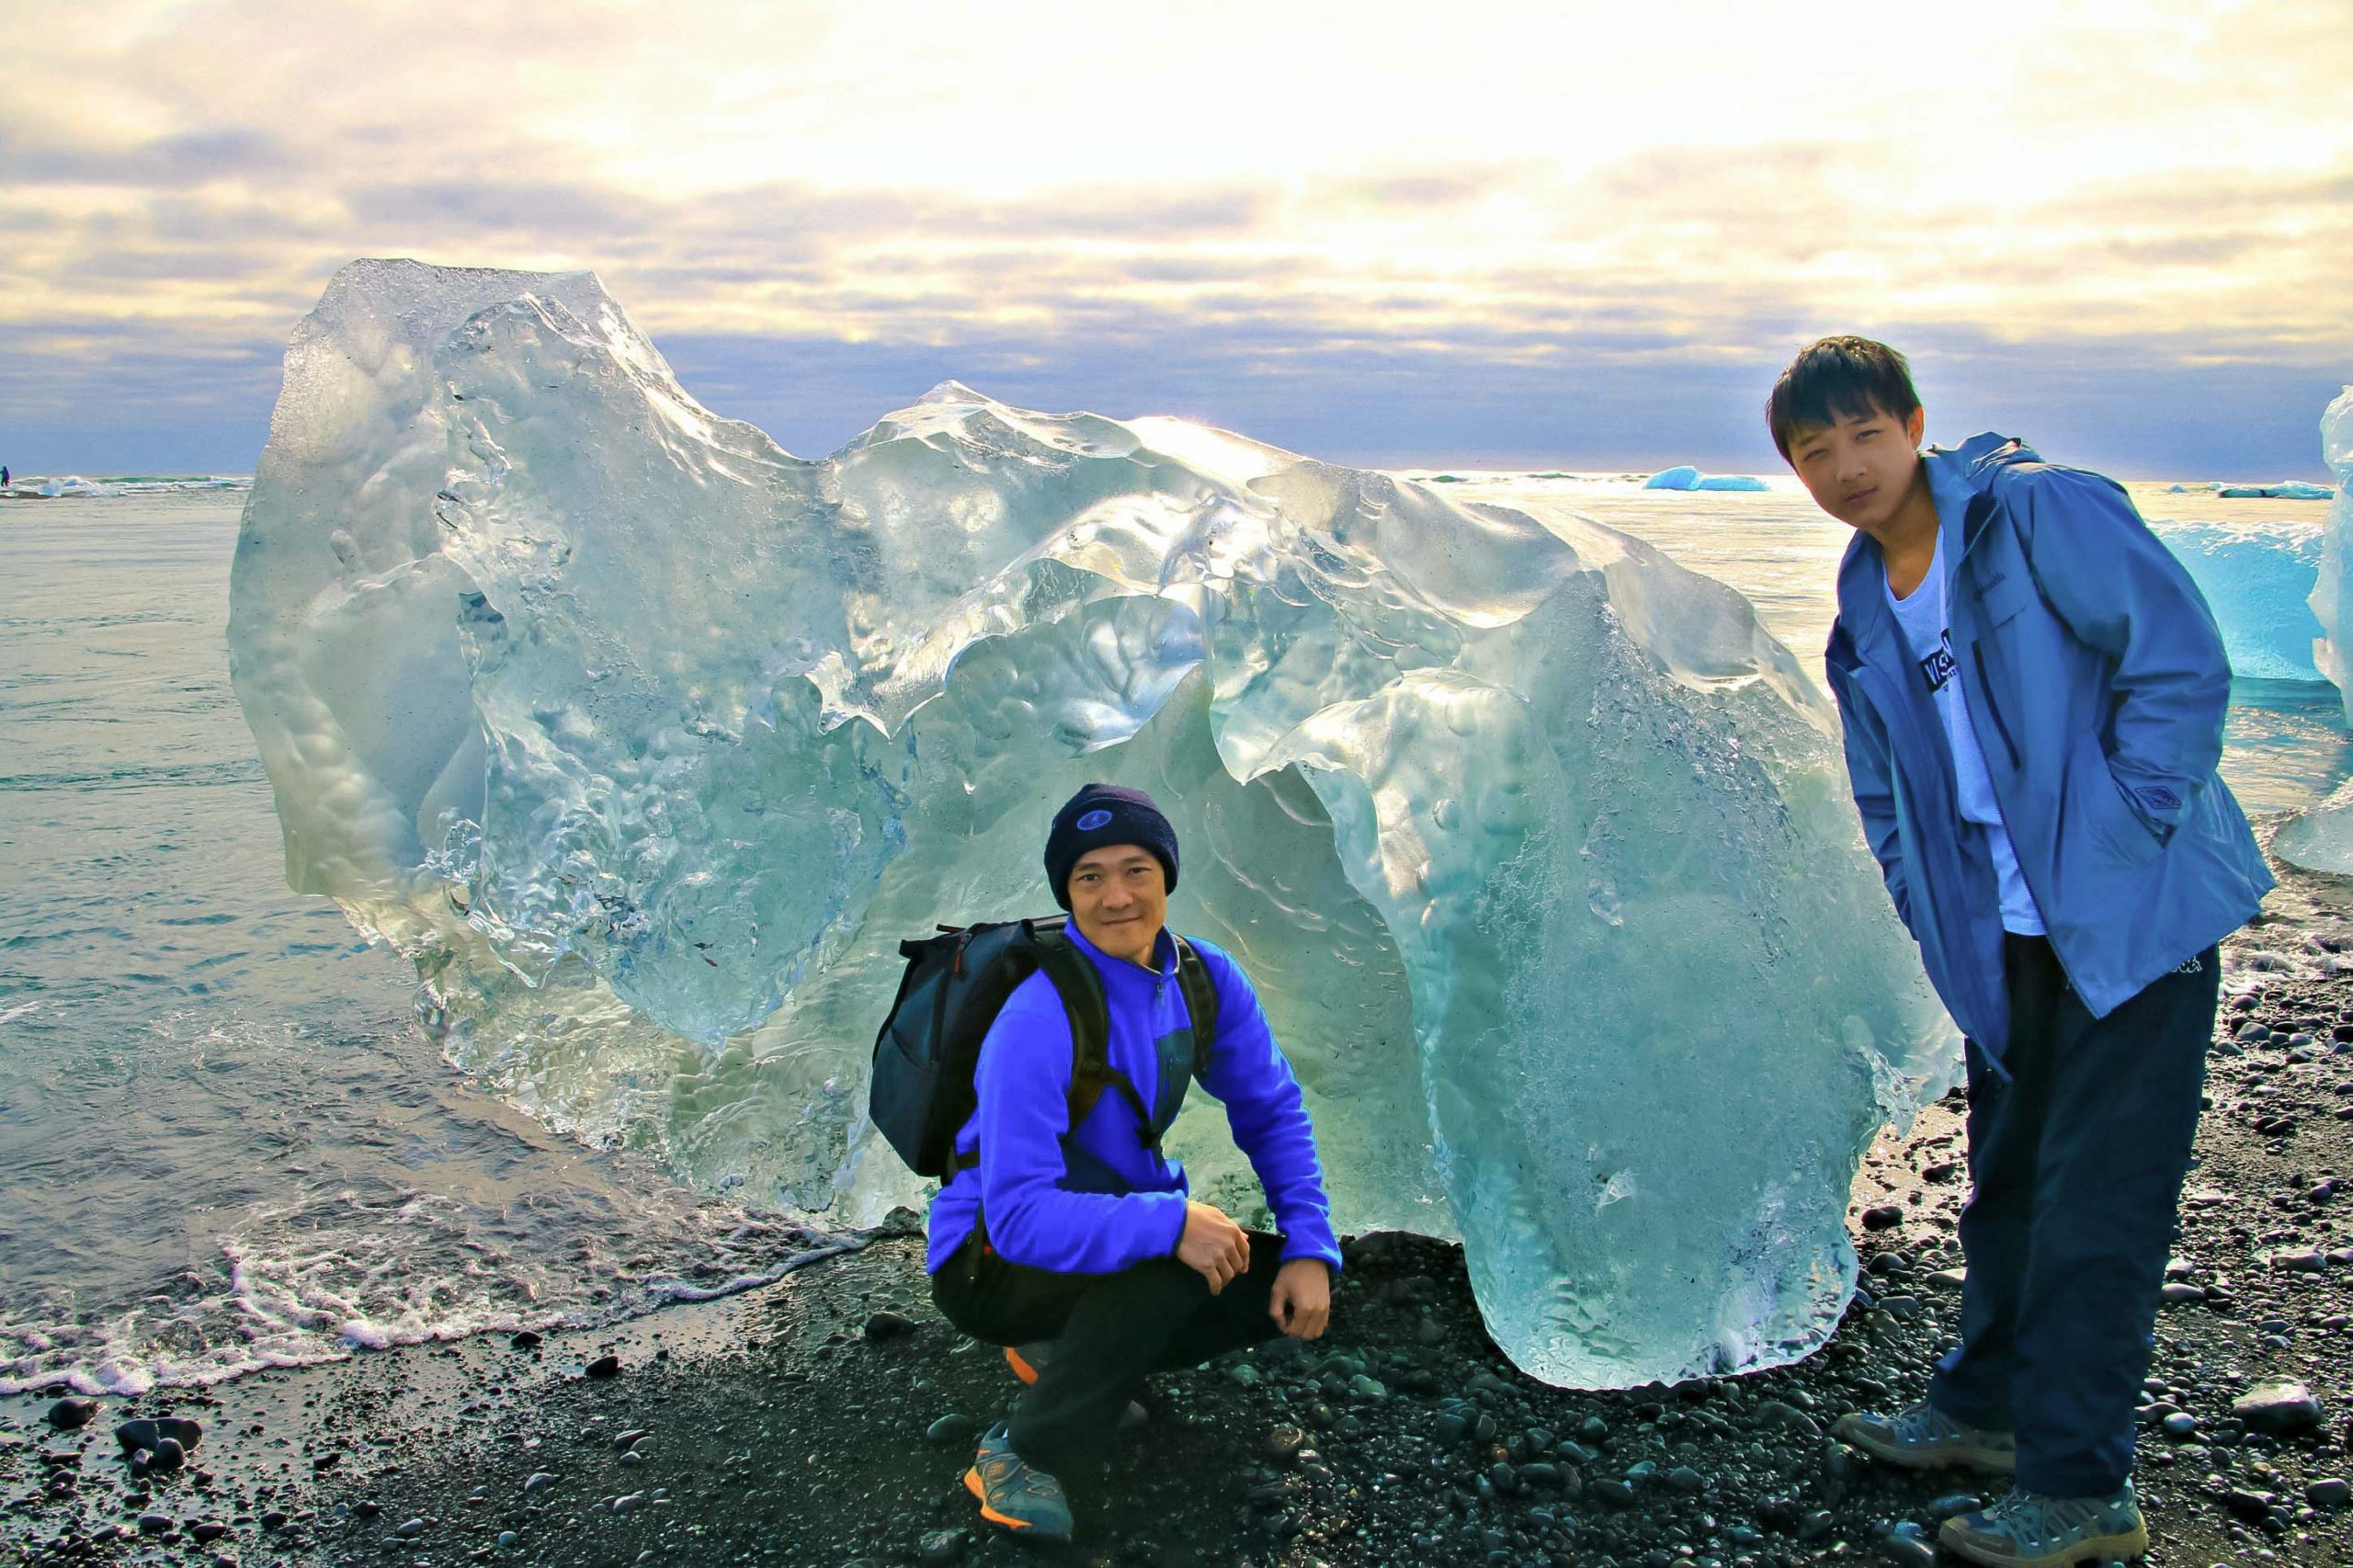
[2279,386,2353,873]
[229,260,1954,1387]
[2150,519,2325,686]
[2305,387,2353,722]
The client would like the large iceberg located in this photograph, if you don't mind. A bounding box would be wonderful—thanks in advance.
[228,261,1954,1387]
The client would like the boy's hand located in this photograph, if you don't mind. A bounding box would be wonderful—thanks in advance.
[1176,1200,1251,1293]
[1269,1257,1331,1339]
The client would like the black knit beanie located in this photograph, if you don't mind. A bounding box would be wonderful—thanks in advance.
[1043,783,1179,911]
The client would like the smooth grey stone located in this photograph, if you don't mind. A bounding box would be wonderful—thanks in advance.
[915,1528,965,1562]
[2163,1412,2200,1437]
[861,1310,919,1342]
[395,1517,426,1538]
[2234,1381,2323,1433]
[46,1397,97,1430]
[583,1354,621,1378]
[2307,1478,2350,1507]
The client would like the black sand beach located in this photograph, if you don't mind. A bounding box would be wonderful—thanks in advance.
[6,841,2351,1568]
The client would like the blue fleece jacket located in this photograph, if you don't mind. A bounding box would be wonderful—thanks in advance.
[1824,434,2273,1060]
[924,923,1342,1277]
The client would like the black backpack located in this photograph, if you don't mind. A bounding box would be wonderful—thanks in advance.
[870,915,1221,1181]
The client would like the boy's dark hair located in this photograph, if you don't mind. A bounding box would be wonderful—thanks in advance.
[1766,336,1922,460]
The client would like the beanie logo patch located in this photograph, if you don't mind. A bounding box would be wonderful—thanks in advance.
[1076,809,1114,831]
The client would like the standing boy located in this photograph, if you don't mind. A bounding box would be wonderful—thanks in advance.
[1769,337,2272,1567]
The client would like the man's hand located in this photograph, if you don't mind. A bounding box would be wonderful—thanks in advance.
[1269,1257,1331,1340]
[1176,1200,1250,1294]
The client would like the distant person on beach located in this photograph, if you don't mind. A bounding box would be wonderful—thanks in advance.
[1773,336,2272,1568]
[924,784,1340,1543]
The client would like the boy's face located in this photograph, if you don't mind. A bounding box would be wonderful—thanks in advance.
[1785,403,1927,535]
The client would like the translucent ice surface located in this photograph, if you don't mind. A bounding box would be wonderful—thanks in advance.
[2278,387,2353,874]
[229,261,1956,1387]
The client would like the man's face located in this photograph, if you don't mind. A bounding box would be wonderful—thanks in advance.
[1785,403,1927,535]
[1066,844,1167,965]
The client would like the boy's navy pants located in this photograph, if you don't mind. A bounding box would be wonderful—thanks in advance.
[929,1228,1286,1475]
[1927,933,2220,1496]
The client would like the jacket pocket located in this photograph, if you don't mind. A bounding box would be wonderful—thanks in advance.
[2063,737,2164,869]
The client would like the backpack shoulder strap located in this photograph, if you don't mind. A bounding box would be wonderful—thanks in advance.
[1028,917,1122,1130]
[1170,933,1222,1082]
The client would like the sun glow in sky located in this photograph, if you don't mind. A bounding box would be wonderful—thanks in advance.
[3,0,2349,474]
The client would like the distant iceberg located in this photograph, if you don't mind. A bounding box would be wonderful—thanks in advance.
[1643,466,1770,493]
[2219,481,2334,501]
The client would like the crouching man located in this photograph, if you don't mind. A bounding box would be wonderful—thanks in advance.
[1773,337,2273,1567]
[927,783,1341,1542]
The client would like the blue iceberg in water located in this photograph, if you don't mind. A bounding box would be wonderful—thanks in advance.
[2150,519,2326,686]
[1643,466,1769,493]
[227,261,1957,1388]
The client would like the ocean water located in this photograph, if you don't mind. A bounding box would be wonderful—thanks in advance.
[0,473,2337,1398]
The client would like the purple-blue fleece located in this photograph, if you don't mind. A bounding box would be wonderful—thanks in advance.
[924,923,1341,1278]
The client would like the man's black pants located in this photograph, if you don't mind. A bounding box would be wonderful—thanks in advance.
[1927,934,2220,1496]
[930,1229,1288,1475]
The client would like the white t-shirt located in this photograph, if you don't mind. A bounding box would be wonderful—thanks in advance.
[1884,533,2047,936]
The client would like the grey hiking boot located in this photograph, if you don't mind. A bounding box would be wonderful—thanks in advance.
[1938,1482,2147,1567]
[963,1424,1074,1541]
[1831,1399,2017,1472]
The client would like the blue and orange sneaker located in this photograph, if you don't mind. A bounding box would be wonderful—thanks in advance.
[1004,1341,1056,1386]
[964,1424,1074,1541]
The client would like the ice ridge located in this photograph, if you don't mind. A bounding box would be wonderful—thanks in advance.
[228,260,1956,1387]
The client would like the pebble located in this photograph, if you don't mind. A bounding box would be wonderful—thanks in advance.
[583,1354,621,1379]
[146,1437,186,1472]
[1226,1362,1261,1387]
[611,1427,649,1450]
[190,1520,229,1542]
[2162,1412,2200,1437]
[1927,1493,1982,1518]
[497,1529,519,1548]
[916,1527,965,1562]
[1882,1520,1937,1568]
[510,1330,544,1349]
[1264,1424,1305,1464]
[2233,1381,2324,1434]
[1796,1508,1836,1541]
[523,1471,558,1494]
[136,1512,174,1535]
[1666,1464,1706,1493]
[1860,1204,1904,1231]
[45,1397,97,1430]
[1592,1478,1636,1506]
[862,1310,919,1342]
[925,1414,977,1446]
[618,1449,644,1466]
[395,1517,426,1538]
[2159,1282,2206,1304]
[2308,1477,2350,1508]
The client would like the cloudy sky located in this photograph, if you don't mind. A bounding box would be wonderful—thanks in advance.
[5,0,2349,476]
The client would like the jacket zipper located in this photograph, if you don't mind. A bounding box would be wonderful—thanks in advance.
[1970,643,2022,770]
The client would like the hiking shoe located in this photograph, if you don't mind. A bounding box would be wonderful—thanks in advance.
[963,1425,1074,1541]
[1832,1400,2017,1472]
[1938,1483,2147,1567]
[1005,1341,1055,1386]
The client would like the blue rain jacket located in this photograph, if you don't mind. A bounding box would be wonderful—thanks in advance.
[1824,434,2273,1061]
[924,922,1342,1277]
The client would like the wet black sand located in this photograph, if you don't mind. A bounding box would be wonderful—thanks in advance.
[6,853,2351,1568]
